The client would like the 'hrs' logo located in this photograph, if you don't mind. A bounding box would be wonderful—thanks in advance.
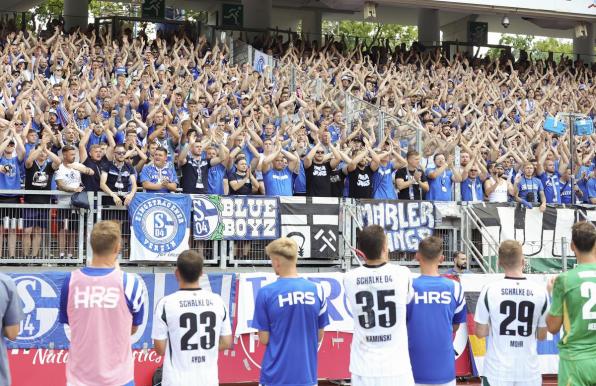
[73,286,120,309]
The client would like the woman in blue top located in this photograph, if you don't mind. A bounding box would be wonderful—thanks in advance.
[513,162,546,211]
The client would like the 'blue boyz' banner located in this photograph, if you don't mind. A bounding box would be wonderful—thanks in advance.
[359,200,435,252]
[7,272,236,350]
[192,195,280,240]
[129,193,192,261]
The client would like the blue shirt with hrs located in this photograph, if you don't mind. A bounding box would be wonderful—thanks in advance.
[251,278,329,386]
[426,168,454,201]
[264,168,294,196]
[407,275,467,384]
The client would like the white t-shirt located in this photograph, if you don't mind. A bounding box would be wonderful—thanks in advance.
[151,289,232,386]
[54,164,82,204]
[474,277,549,382]
[343,262,414,378]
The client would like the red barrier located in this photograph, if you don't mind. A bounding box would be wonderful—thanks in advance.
[10,332,353,386]
[10,329,473,386]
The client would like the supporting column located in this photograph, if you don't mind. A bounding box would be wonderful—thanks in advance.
[573,22,595,63]
[63,0,88,33]
[242,0,272,31]
[441,14,478,57]
[417,9,440,47]
[301,10,323,42]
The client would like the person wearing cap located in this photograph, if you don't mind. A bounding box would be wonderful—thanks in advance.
[49,65,64,85]
[16,58,32,81]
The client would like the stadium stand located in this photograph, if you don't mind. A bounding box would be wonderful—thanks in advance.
[0,18,593,265]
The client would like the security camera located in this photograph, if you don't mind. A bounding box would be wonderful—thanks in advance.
[501,16,510,28]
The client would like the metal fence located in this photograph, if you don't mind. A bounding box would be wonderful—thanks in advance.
[0,190,88,265]
[2,189,581,274]
[95,193,221,266]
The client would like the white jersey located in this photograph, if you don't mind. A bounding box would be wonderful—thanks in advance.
[151,289,232,386]
[474,277,549,382]
[344,262,414,378]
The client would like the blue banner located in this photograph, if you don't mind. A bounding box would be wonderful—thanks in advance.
[360,200,436,252]
[7,272,236,350]
[129,193,192,261]
[192,195,280,240]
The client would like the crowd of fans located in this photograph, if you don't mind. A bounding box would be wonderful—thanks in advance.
[0,20,595,256]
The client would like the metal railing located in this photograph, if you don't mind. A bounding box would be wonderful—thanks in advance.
[461,204,497,273]
[0,190,89,265]
[95,192,221,265]
[0,189,584,273]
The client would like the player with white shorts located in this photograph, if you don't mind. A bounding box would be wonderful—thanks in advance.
[474,240,549,386]
[344,225,415,386]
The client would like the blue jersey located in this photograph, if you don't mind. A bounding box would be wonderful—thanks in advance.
[559,179,572,204]
[251,278,329,386]
[264,168,294,196]
[293,160,306,194]
[407,275,467,384]
[588,178,596,203]
[461,176,484,202]
[537,172,561,204]
[372,162,397,199]
[207,163,226,195]
[427,168,454,201]
[0,155,22,195]
[139,163,178,193]
[516,176,543,204]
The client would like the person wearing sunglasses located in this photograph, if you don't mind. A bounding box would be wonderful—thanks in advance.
[100,144,137,207]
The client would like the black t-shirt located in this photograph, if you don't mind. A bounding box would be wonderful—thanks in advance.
[180,155,210,194]
[82,157,109,192]
[348,165,374,199]
[329,168,345,198]
[228,171,253,195]
[25,160,55,204]
[305,161,332,197]
[104,162,136,196]
[395,167,427,200]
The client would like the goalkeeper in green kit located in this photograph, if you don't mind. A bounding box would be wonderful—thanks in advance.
[547,222,596,386]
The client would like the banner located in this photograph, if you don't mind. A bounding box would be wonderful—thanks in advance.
[129,193,191,261]
[359,200,435,252]
[280,197,340,259]
[472,204,596,272]
[192,195,280,240]
[7,272,236,350]
[253,49,269,73]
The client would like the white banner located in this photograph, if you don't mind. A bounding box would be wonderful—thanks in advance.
[128,193,192,261]
[236,272,353,335]
[253,49,269,74]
